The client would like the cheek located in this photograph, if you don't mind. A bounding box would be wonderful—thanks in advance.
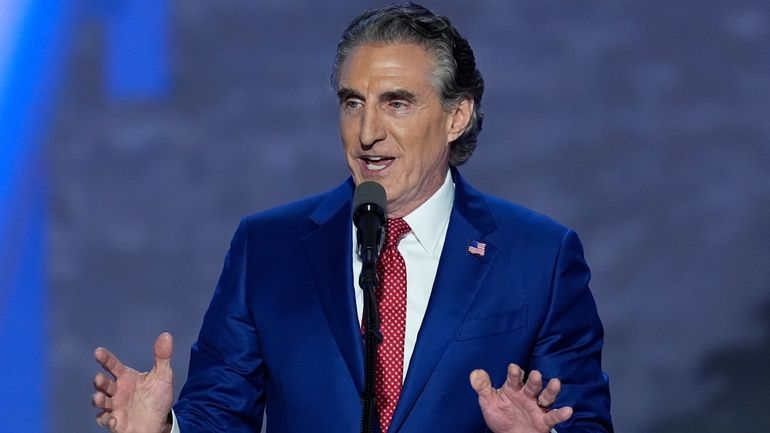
[340,130,358,153]
[339,115,359,141]
[420,129,450,159]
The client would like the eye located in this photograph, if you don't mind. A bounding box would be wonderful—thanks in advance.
[343,99,363,110]
[389,100,408,110]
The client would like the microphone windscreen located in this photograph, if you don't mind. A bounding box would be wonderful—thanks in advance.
[353,181,387,213]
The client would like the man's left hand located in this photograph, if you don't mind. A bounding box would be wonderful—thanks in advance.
[470,363,573,433]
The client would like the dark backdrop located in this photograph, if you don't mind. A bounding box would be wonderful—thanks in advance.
[49,1,770,432]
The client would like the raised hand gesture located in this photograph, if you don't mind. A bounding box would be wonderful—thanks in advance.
[470,363,573,433]
[92,332,175,433]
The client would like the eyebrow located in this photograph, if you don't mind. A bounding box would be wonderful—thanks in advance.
[336,87,419,104]
[380,89,417,104]
[337,88,363,103]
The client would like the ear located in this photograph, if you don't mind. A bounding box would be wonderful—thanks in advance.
[446,97,474,143]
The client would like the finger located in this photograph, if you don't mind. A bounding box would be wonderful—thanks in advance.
[500,363,525,399]
[522,369,543,399]
[109,415,118,430]
[544,406,573,427]
[91,391,112,411]
[152,332,174,373]
[94,347,126,378]
[469,369,496,404]
[538,378,562,407]
[95,411,113,428]
[94,373,117,397]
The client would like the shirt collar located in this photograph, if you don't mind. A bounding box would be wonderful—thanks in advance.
[402,169,455,257]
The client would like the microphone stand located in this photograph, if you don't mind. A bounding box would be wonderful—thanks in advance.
[359,239,382,433]
[353,191,386,433]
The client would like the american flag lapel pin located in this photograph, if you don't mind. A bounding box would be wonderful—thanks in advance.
[467,240,486,257]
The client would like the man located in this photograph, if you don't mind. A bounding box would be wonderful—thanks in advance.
[92,4,612,433]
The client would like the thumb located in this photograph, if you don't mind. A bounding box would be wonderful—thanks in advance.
[469,369,495,402]
[152,332,174,372]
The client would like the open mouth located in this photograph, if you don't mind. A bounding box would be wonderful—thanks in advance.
[361,156,395,171]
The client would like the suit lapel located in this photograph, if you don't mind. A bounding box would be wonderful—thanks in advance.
[389,170,499,432]
[302,179,365,394]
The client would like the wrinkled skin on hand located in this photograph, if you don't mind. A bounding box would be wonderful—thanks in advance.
[92,333,175,433]
[470,363,573,433]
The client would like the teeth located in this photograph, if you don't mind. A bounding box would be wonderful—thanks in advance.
[362,156,391,171]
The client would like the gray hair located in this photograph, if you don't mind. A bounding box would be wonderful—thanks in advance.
[331,3,485,166]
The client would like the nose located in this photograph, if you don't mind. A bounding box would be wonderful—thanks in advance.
[359,105,386,150]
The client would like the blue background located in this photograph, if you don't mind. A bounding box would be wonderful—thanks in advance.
[1,1,768,432]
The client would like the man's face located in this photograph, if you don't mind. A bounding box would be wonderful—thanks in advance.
[337,43,471,218]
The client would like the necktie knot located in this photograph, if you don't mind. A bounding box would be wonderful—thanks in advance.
[384,218,411,249]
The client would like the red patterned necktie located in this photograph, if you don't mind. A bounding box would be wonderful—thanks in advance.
[375,218,411,433]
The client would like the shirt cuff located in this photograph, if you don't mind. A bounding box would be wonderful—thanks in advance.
[170,410,180,433]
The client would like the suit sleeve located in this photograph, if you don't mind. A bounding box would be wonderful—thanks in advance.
[173,218,265,433]
[531,229,613,433]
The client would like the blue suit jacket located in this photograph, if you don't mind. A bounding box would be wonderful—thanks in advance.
[174,170,613,433]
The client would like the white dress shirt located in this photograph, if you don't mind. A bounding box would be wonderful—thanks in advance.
[352,170,454,382]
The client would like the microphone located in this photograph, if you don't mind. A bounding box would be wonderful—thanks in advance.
[353,181,387,289]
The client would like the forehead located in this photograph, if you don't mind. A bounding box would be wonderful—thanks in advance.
[337,43,436,92]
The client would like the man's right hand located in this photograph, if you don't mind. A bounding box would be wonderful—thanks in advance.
[92,332,175,433]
